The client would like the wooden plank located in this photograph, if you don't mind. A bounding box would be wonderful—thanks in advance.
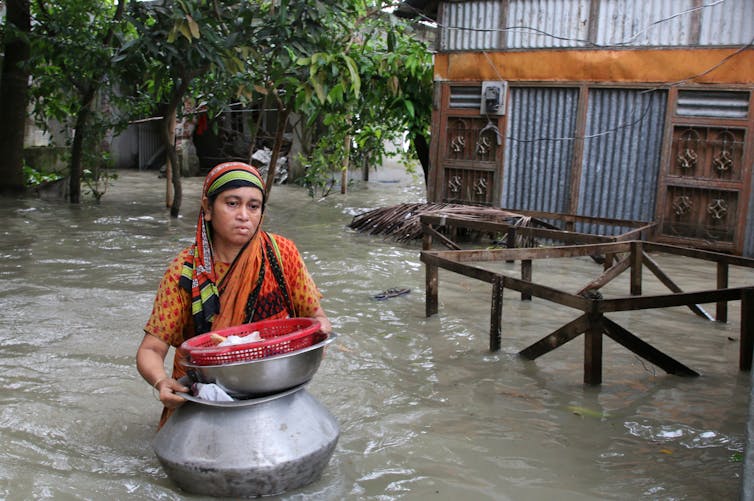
[598,288,746,312]
[576,255,630,296]
[741,288,754,371]
[602,317,699,376]
[612,222,658,242]
[519,314,590,360]
[502,275,591,311]
[584,313,604,385]
[717,261,729,323]
[424,224,461,250]
[630,241,642,296]
[510,209,652,228]
[421,215,615,245]
[426,241,633,263]
[642,251,713,320]
[490,276,504,351]
[424,253,499,283]
[521,259,532,301]
[643,241,754,268]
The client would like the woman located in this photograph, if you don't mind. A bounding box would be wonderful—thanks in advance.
[136,162,331,425]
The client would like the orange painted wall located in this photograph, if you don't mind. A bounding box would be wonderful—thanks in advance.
[434,48,754,85]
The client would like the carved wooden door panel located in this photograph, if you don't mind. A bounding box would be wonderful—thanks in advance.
[657,90,752,253]
[431,84,505,205]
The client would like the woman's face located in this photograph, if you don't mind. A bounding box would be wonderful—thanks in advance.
[203,186,264,253]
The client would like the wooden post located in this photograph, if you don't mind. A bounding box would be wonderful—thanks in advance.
[426,261,438,317]
[506,228,516,263]
[490,276,504,351]
[716,261,729,323]
[741,288,754,371]
[422,223,432,251]
[521,259,532,301]
[584,312,603,385]
[630,241,642,296]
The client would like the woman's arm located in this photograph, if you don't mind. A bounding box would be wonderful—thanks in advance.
[136,334,188,408]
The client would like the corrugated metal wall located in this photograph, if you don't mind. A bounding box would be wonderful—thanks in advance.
[441,0,501,51]
[440,0,754,50]
[594,0,696,47]
[502,87,579,212]
[699,0,754,46]
[577,89,668,235]
[506,0,590,49]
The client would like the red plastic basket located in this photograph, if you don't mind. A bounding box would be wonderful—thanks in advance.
[181,317,322,366]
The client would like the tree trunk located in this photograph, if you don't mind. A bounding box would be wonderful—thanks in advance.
[263,107,290,203]
[247,92,271,164]
[412,133,430,185]
[68,106,91,203]
[164,108,181,218]
[66,0,126,203]
[0,0,31,195]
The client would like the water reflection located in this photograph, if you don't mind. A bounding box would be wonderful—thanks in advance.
[0,168,751,500]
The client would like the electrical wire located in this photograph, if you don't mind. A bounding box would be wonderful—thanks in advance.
[479,35,754,144]
[411,0,736,49]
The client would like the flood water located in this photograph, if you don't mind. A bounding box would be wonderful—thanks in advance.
[0,168,752,500]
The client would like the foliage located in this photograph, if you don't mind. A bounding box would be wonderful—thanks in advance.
[80,126,118,202]
[12,0,434,207]
[24,0,127,202]
[294,10,433,194]
[23,165,64,187]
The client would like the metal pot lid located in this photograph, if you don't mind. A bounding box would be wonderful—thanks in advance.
[176,377,308,408]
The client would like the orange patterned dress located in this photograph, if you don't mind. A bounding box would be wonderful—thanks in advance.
[144,233,323,382]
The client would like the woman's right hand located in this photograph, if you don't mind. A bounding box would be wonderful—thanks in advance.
[154,377,189,408]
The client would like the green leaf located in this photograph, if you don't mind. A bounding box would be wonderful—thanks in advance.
[187,15,200,39]
[404,99,415,119]
[178,21,193,42]
[342,54,360,97]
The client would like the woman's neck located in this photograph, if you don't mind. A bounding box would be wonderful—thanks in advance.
[212,243,243,264]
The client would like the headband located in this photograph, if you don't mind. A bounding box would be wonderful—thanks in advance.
[203,162,265,199]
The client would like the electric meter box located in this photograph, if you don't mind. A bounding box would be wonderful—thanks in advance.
[480,81,507,116]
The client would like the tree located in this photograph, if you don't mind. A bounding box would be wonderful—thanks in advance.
[124,0,253,216]
[29,0,126,203]
[295,11,433,193]
[0,0,31,195]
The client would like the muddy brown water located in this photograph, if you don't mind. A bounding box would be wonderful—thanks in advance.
[0,168,751,500]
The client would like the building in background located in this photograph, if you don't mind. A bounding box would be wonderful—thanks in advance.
[397,0,754,256]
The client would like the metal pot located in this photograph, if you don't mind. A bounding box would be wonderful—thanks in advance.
[152,385,339,498]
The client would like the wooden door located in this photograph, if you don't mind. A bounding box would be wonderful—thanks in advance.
[656,89,752,254]
[429,83,505,205]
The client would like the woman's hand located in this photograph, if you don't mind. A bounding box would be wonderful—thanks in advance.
[154,377,189,408]
[137,333,189,407]
[312,307,332,334]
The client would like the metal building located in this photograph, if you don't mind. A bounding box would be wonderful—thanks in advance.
[399,0,754,256]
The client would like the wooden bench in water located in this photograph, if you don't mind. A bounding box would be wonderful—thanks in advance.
[420,215,754,385]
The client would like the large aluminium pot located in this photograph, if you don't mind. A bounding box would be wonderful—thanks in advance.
[152,385,339,498]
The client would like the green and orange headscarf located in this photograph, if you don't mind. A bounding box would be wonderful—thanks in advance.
[179,162,267,335]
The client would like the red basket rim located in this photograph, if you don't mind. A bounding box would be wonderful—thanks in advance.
[180,317,321,357]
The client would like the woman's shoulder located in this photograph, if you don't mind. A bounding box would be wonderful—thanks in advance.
[267,232,297,250]
[266,232,303,261]
[163,245,195,276]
